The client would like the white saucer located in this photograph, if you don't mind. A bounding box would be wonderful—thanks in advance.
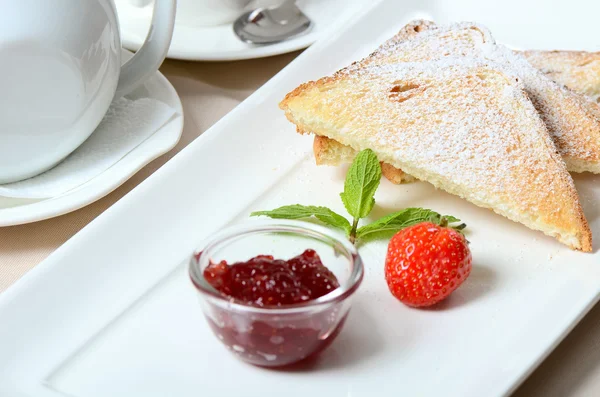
[0,50,184,227]
[115,0,367,61]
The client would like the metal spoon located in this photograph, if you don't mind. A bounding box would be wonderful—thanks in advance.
[233,1,313,45]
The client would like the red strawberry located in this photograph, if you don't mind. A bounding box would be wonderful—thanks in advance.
[385,221,472,307]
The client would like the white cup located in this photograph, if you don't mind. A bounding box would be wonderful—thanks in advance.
[0,0,176,184]
[129,0,285,27]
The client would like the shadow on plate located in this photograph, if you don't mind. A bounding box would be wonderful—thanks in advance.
[573,172,600,253]
[422,264,497,311]
[268,299,386,372]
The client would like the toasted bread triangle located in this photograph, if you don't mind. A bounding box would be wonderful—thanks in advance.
[522,50,600,103]
[361,21,600,173]
[321,21,600,174]
[280,60,592,251]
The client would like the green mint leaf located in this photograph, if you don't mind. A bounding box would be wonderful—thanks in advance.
[251,205,352,235]
[356,208,465,241]
[339,149,382,219]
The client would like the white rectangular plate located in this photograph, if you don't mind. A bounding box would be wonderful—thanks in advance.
[1,1,599,396]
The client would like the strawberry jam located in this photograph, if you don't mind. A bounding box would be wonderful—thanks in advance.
[201,249,348,367]
[203,249,340,306]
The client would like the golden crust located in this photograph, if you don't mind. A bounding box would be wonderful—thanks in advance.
[312,135,415,183]
[312,135,355,165]
[313,137,414,183]
[381,162,415,184]
[312,135,332,165]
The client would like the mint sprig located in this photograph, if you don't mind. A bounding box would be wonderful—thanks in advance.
[251,149,466,244]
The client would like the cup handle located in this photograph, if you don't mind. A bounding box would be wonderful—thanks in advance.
[114,0,177,98]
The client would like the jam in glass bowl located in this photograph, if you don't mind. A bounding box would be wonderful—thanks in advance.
[189,220,364,367]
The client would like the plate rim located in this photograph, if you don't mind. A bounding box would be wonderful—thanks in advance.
[1,0,598,395]
[116,0,368,61]
[0,57,184,227]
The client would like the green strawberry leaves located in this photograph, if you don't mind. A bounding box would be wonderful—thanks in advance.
[357,208,465,241]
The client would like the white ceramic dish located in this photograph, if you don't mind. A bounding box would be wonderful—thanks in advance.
[115,0,367,61]
[0,50,184,226]
[0,0,599,396]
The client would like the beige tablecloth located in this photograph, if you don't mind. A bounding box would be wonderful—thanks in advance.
[0,52,598,396]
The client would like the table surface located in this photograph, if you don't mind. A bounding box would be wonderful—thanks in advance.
[1,52,599,397]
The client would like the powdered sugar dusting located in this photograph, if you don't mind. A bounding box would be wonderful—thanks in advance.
[523,50,600,103]
[337,20,600,167]
[285,56,587,246]
[281,20,593,249]
[488,45,600,162]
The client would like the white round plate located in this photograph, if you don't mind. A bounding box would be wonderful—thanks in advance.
[0,50,184,227]
[115,0,367,61]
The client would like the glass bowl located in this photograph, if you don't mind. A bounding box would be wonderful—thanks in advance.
[188,220,364,367]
